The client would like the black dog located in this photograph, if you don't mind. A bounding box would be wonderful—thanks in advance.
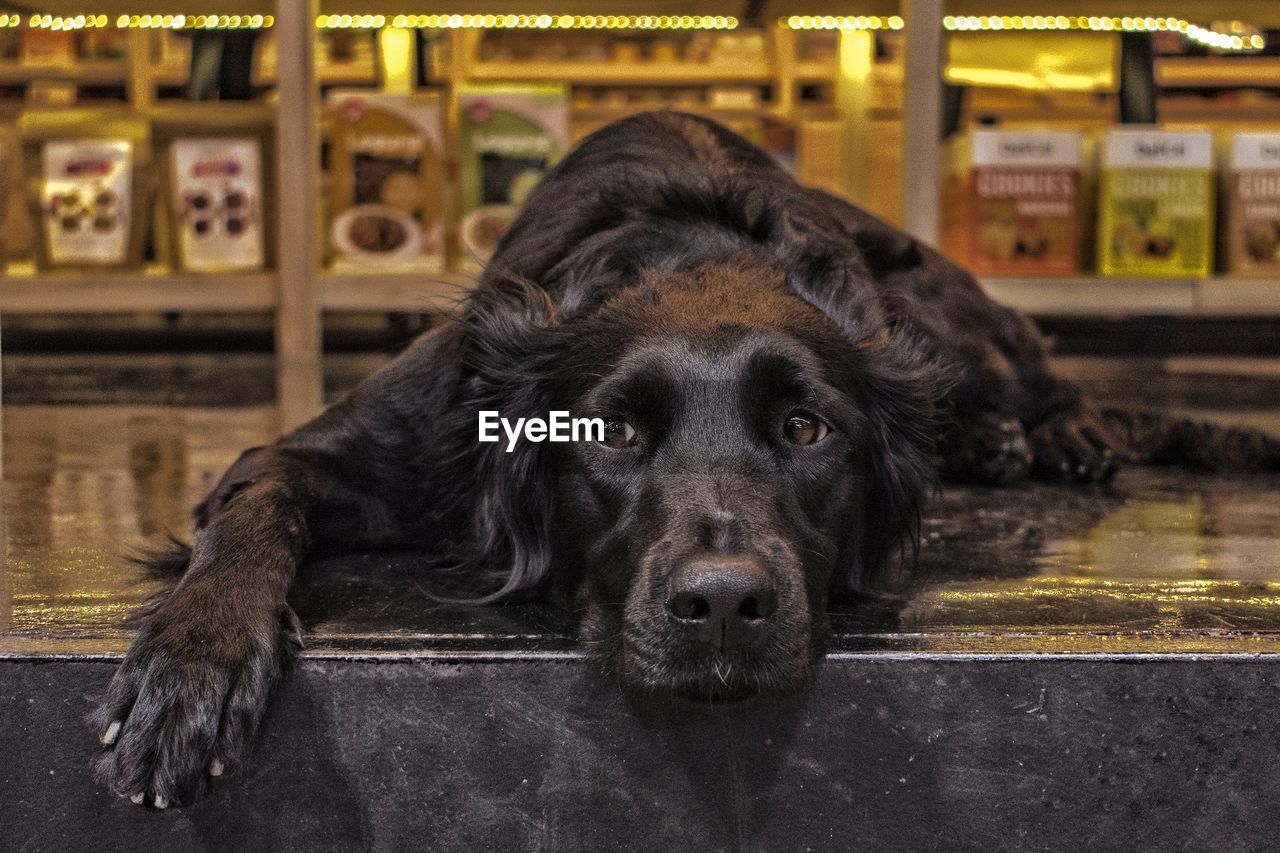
[92,112,1280,807]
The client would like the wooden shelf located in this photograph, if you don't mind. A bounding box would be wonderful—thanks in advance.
[0,270,277,314]
[980,277,1280,318]
[571,103,777,120]
[466,61,771,84]
[0,61,187,86]
[1156,57,1280,89]
[320,272,475,312]
[254,62,380,87]
[792,62,903,86]
[8,273,1271,319]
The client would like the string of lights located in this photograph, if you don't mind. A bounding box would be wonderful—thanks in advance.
[0,11,1265,51]
[784,14,1263,51]
[1,14,271,29]
[783,17,905,31]
[939,14,1264,51]
[320,14,738,29]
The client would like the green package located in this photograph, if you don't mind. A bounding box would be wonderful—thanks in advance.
[457,85,568,271]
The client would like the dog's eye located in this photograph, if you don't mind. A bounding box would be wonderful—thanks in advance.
[783,411,830,446]
[600,420,637,449]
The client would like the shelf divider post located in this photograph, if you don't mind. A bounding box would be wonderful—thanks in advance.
[274,0,324,430]
[901,0,944,246]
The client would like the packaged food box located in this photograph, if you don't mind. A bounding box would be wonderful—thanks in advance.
[1224,132,1280,276]
[457,85,568,270]
[327,91,445,272]
[168,138,265,272]
[944,129,1084,276]
[153,105,274,272]
[41,139,133,266]
[1098,129,1214,278]
[21,110,152,270]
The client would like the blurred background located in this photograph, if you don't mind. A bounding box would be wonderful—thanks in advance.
[0,2,1278,542]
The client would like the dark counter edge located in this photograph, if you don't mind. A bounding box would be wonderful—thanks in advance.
[5,653,1280,853]
[8,647,1280,663]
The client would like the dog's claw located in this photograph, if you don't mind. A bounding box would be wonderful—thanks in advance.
[154,795,168,809]
[210,759,224,777]
[100,720,121,746]
[129,793,145,805]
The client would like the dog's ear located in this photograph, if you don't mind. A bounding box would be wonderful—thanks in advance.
[440,276,566,600]
[843,332,943,596]
[781,250,943,598]
[770,197,945,596]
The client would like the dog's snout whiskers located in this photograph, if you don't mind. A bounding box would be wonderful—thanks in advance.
[713,659,733,687]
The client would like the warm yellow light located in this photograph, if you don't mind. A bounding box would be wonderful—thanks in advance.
[783,15,904,31]
[312,12,739,30]
[933,12,1262,50]
[6,9,1252,45]
[39,11,260,29]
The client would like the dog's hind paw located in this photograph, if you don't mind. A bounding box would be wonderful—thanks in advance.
[939,414,1032,486]
[1029,410,1119,483]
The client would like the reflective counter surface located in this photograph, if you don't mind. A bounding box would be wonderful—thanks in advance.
[3,355,1279,656]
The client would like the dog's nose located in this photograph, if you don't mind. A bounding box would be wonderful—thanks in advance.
[667,556,776,652]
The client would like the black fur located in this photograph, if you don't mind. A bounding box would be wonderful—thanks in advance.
[91,112,1280,806]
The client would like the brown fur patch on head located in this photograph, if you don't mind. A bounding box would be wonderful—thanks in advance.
[605,256,835,341]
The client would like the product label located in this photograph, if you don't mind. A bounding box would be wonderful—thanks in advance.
[1103,130,1213,169]
[971,130,1082,168]
[1230,133,1280,170]
[171,138,264,271]
[42,139,131,265]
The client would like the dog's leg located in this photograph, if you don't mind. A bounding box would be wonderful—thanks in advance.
[90,447,350,808]
[90,324,470,807]
[90,323,467,807]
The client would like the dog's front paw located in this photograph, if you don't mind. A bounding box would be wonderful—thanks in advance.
[90,597,301,808]
[1029,409,1119,483]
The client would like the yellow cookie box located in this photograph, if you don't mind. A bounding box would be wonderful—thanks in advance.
[1097,129,1214,279]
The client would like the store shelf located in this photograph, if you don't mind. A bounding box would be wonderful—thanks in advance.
[0,61,127,85]
[254,62,380,87]
[571,103,778,121]
[320,272,475,312]
[1156,57,1280,89]
[0,61,187,87]
[466,61,772,84]
[980,277,1280,318]
[0,270,277,314]
[793,61,836,83]
[1197,278,1280,315]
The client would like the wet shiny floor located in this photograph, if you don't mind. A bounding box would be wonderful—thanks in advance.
[2,355,1279,655]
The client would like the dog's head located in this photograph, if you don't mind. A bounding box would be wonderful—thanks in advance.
[446,255,938,700]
